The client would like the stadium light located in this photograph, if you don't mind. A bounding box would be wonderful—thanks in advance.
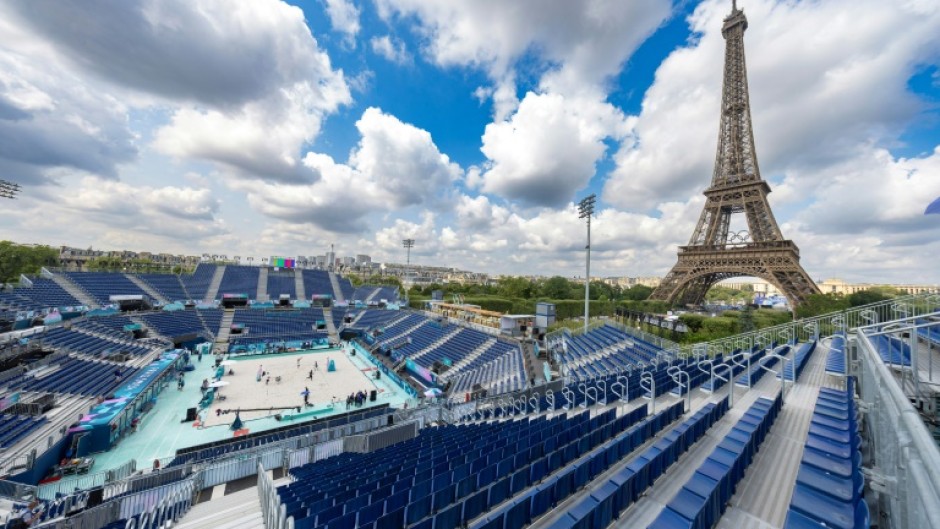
[578,194,596,334]
[0,179,21,199]
[402,239,415,266]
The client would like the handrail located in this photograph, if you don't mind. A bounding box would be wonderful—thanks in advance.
[640,371,655,413]
[667,366,691,412]
[711,362,733,407]
[596,379,607,406]
[759,348,790,401]
[611,374,629,403]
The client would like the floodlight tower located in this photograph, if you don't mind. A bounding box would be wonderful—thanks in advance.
[402,239,415,266]
[0,180,20,199]
[578,194,596,334]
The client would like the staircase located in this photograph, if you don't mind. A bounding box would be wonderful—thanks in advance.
[411,328,462,363]
[323,307,338,340]
[124,274,167,304]
[205,265,226,301]
[49,272,97,307]
[443,338,495,377]
[295,270,306,300]
[328,272,345,303]
[256,267,268,301]
[365,287,381,303]
[175,485,264,529]
[215,310,235,348]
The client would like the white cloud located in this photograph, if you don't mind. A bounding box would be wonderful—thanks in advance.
[478,92,631,206]
[370,35,411,65]
[0,11,136,184]
[323,0,361,44]
[3,0,352,185]
[377,0,670,117]
[153,76,349,184]
[235,107,461,232]
[0,176,228,250]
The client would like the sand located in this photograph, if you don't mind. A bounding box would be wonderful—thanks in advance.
[198,347,385,427]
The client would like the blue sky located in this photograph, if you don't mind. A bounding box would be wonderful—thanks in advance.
[0,0,938,284]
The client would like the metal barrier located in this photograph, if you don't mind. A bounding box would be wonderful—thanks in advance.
[0,478,37,501]
[36,459,137,500]
[343,421,418,453]
[855,322,940,529]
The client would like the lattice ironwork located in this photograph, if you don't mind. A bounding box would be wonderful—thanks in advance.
[651,2,819,307]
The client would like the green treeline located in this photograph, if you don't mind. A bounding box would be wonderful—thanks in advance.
[0,241,60,283]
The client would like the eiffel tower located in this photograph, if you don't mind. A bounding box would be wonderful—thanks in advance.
[650,1,819,307]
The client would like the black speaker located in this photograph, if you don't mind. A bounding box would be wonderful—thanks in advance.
[184,407,197,422]
[369,390,377,402]
[351,349,356,356]
[87,487,104,507]
[375,370,381,380]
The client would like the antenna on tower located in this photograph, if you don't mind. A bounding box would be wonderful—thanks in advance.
[732,0,738,12]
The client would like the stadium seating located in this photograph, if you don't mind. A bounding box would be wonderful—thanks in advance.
[278,403,687,529]
[784,378,868,529]
[37,325,156,357]
[62,272,149,305]
[648,394,782,529]
[778,342,817,381]
[868,334,912,367]
[0,278,82,312]
[267,272,297,299]
[232,308,325,337]
[302,270,334,299]
[825,334,847,375]
[0,414,47,448]
[217,266,260,296]
[9,357,137,397]
[136,273,189,302]
[545,398,729,529]
[140,310,213,340]
[183,263,216,300]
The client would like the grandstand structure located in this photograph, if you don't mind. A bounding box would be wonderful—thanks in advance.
[0,257,936,529]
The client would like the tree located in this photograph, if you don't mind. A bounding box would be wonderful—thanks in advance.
[622,285,653,301]
[541,276,573,299]
[795,294,850,319]
[847,289,890,307]
[496,276,534,299]
[0,241,60,283]
[739,306,756,333]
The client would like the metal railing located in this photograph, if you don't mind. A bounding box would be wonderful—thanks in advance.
[855,323,940,529]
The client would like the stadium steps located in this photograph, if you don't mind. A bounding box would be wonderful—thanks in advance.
[49,273,96,307]
[410,327,462,363]
[715,339,830,529]
[124,274,167,304]
[328,272,345,303]
[215,310,235,346]
[443,337,497,377]
[257,267,268,301]
[364,287,381,303]
[175,485,263,529]
[323,307,338,340]
[204,265,226,301]
[294,271,306,300]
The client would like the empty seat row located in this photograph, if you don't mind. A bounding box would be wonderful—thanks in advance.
[784,378,869,529]
[825,334,847,376]
[473,403,685,529]
[648,393,783,529]
[545,398,729,529]
[778,342,817,382]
